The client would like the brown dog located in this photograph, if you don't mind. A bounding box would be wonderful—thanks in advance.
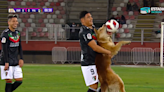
[94,25,131,92]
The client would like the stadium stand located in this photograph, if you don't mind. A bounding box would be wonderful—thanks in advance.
[67,0,109,23]
[0,0,8,34]
[111,0,161,42]
[111,0,137,41]
[3,0,163,42]
[7,0,66,40]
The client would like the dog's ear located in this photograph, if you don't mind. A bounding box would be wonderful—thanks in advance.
[97,24,105,31]
[103,24,106,27]
[102,24,107,28]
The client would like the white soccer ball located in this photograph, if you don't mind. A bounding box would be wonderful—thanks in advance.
[105,19,119,33]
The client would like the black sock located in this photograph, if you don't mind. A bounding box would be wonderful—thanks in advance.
[5,83,12,92]
[87,88,96,92]
[12,81,22,91]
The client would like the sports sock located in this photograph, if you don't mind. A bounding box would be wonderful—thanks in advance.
[12,81,22,91]
[87,87,97,92]
[97,87,101,92]
[5,82,12,92]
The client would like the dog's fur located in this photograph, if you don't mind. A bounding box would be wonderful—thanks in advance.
[94,25,131,92]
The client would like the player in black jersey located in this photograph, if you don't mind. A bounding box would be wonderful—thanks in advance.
[0,14,24,92]
[79,11,112,92]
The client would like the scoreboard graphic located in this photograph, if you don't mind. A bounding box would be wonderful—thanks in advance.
[8,8,53,13]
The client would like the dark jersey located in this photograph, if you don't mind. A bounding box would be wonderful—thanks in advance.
[79,25,97,66]
[0,28,23,66]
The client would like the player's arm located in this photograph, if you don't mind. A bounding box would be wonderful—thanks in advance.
[18,34,24,67]
[88,40,111,55]
[18,36,23,60]
[82,32,111,55]
[1,32,9,70]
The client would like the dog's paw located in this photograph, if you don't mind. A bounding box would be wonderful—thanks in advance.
[123,41,131,45]
[126,41,131,45]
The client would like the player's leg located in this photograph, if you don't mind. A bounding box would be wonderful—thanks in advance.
[12,65,23,91]
[96,77,102,92]
[97,86,101,92]
[88,82,98,92]
[12,78,22,91]
[81,65,99,92]
[1,66,13,92]
[5,79,13,92]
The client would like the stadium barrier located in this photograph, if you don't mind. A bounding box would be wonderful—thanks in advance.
[114,48,132,64]
[132,48,154,65]
[52,47,67,64]
[52,47,161,65]
[154,48,160,65]
[67,47,81,63]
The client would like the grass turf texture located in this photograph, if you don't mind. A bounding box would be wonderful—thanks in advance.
[0,64,164,92]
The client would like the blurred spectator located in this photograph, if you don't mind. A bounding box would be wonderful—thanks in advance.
[143,0,149,7]
[110,15,117,20]
[76,24,80,31]
[127,1,132,11]
[162,18,164,22]
[115,14,121,23]
[132,2,139,11]
[76,24,79,27]
[120,15,126,24]
[71,22,76,32]
[69,22,76,40]
[155,30,161,38]
[155,30,161,34]
[75,24,80,40]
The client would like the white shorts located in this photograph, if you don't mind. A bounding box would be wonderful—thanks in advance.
[0,65,23,80]
[81,65,99,86]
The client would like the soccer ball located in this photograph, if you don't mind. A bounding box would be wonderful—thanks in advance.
[105,19,119,33]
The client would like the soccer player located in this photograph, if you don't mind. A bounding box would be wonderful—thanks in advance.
[79,11,112,92]
[0,14,24,92]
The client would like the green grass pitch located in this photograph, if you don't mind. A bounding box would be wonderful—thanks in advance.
[0,64,164,92]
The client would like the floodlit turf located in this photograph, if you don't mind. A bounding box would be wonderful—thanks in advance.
[0,64,164,92]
